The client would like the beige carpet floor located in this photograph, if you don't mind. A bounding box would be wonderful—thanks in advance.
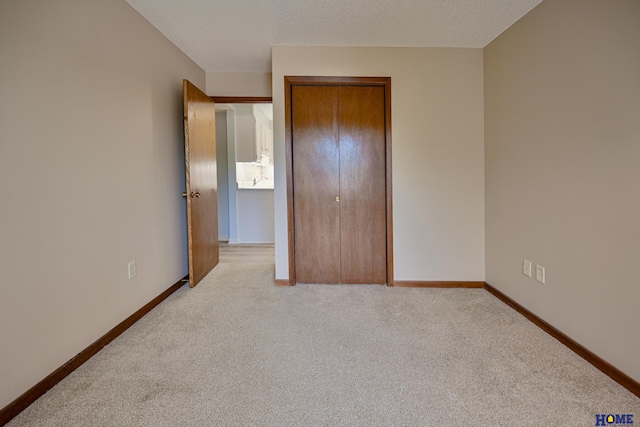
[8,263,639,426]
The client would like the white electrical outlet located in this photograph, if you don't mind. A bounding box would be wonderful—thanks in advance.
[536,265,545,284]
[523,259,532,277]
[128,260,137,280]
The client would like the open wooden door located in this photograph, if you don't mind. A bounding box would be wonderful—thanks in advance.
[183,80,218,287]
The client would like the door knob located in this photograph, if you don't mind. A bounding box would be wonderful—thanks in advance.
[335,196,340,202]
[182,191,201,198]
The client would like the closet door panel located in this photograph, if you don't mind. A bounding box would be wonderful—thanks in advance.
[338,86,387,284]
[292,86,341,283]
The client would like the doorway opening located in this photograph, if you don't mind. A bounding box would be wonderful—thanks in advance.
[213,99,275,258]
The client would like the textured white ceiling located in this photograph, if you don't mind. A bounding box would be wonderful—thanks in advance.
[125,0,543,73]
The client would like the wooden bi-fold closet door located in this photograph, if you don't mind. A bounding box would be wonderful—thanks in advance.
[292,83,387,284]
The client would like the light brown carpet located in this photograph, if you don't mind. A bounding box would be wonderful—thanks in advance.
[8,263,639,426]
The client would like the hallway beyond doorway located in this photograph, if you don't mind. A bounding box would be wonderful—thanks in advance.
[219,242,275,264]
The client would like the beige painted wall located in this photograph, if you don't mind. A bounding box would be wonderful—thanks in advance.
[237,190,276,243]
[272,47,485,282]
[0,0,204,407]
[206,72,272,97]
[485,0,640,381]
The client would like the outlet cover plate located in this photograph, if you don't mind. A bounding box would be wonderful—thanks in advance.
[128,260,137,279]
[523,260,532,277]
[536,265,545,284]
